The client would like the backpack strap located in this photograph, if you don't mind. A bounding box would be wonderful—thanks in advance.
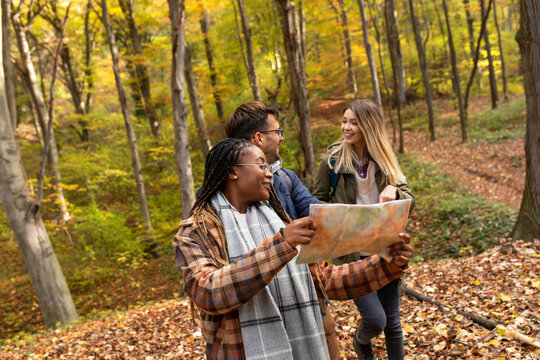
[329,158,340,198]
[276,168,293,195]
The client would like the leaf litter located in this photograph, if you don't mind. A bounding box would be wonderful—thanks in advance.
[1,240,537,359]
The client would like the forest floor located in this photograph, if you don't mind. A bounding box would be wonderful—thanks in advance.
[1,95,538,359]
[402,130,524,207]
[0,241,537,359]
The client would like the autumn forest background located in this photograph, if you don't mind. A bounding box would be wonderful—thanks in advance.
[0,0,539,358]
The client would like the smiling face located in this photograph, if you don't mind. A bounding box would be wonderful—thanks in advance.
[341,109,365,148]
[259,114,283,164]
[232,146,273,204]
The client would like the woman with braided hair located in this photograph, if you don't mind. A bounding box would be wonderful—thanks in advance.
[173,138,412,360]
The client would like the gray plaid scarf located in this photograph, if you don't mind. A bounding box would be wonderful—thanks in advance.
[211,191,329,360]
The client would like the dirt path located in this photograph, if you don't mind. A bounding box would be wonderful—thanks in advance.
[312,97,525,208]
[403,130,524,208]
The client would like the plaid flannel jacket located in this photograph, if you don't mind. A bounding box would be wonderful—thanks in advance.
[173,216,406,360]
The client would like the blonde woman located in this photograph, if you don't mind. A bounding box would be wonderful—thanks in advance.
[313,99,415,360]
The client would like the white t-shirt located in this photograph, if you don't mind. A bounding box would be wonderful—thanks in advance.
[354,162,380,257]
[354,161,380,205]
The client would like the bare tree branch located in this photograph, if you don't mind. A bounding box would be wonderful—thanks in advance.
[464,0,493,114]
[33,2,71,216]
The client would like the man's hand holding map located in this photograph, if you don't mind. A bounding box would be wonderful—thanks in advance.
[296,199,412,264]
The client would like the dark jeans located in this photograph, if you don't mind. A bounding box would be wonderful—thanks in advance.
[353,278,403,360]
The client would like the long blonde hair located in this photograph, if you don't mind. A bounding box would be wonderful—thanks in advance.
[327,99,405,186]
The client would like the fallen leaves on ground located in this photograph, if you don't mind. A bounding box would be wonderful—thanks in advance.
[0,255,183,340]
[1,241,538,359]
[331,239,539,359]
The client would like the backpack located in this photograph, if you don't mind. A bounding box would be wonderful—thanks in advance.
[329,158,340,198]
[276,168,293,195]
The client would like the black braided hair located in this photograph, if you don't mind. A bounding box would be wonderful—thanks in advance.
[188,138,291,265]
[193,138,252,211]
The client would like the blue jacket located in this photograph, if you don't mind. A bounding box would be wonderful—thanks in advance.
[273,168,320,220]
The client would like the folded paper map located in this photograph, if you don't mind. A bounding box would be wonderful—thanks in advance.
[296,199,411,264]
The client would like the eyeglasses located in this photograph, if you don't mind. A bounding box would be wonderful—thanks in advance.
[236,163,272,175]
[258,128,283,138]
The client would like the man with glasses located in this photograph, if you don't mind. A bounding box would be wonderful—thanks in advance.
[225,102,319,219]
[225,102,340,360]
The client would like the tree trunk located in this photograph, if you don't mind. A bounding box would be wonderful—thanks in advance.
[442,0,467,142]
[231,0,249,85]
[337,0,357,95]
[384,0,405,152]
[433,1,457,104]
[384,0,406,106]
[118,0,161,138]
[169,0,196,218]
[198,4,224,120]
[60,43,86,116]
[492,0,508,101]
[124,60,146,120]
[43,1,92,143]
[408,0,435,141]
[100,0,158,256]
[83,0,94,123]
[357,0,381,108]
[327,0,347,69]
[506,0,515,30]
[461,0,482,91]
[185,44,212,157]
[480,0,499,109]
[265,0,284,108]
[0,11,78,328]
[24,82,43,144]
[463,0,476,58]
[464,0,493,117]
[512,0,540,241]
[368,0,395,142]
[298,0,306,61]
[11,9,70,223]
[274,0,316,181]
[236,0,262,101]
[2,0,16,130]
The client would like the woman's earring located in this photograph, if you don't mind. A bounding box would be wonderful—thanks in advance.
[233,175,238,180]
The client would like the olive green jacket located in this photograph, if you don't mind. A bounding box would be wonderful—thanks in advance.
[312,151,415,265]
